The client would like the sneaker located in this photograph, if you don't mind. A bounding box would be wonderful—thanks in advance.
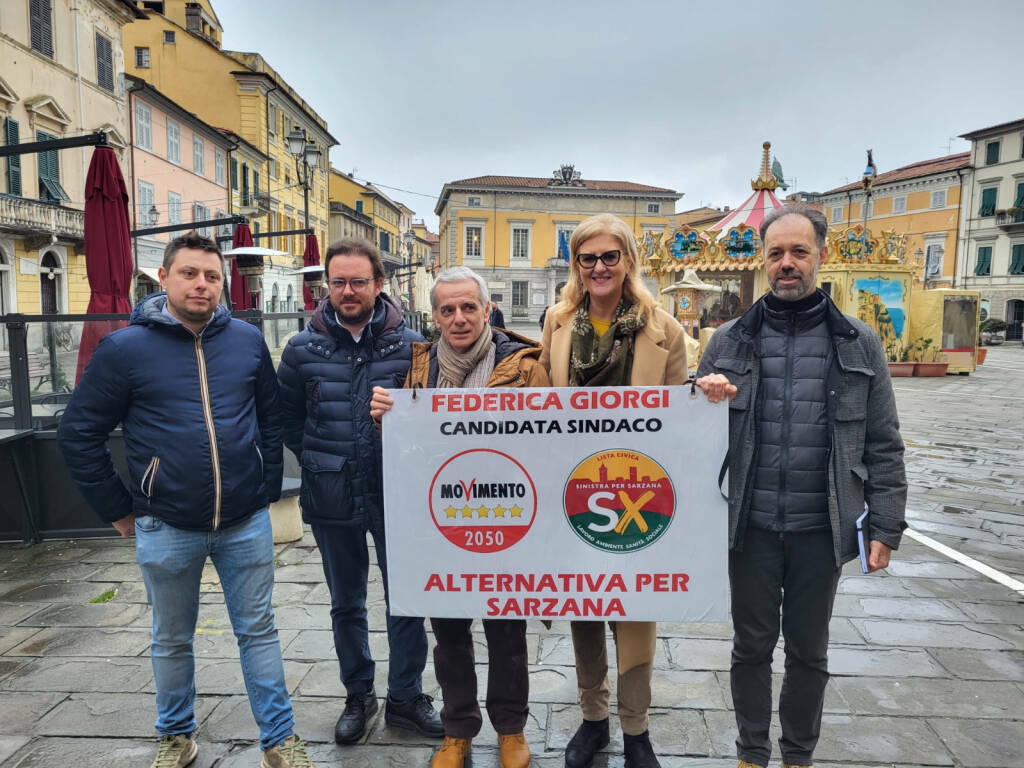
[151,733,197,768]
[431,736,472,768]
[498,731,531,768]
[261,735,314,768]
[564,718,609,768]
[623,730,660,768]
[334,690,379,744]
[385,693,444,738]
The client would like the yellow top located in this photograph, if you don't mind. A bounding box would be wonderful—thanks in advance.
[589,316,611,337]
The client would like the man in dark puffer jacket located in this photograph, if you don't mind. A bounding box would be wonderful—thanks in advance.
[59,232,313,768]
[277,237,440,745]
[697,205,906,768]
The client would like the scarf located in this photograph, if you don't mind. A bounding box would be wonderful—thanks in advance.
[437,326,496,388]
[569,298,646,387]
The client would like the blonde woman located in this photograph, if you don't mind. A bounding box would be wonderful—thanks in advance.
[539,213,733,768]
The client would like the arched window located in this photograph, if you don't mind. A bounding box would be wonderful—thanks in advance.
[40,251,63,314]
[271,283,279,313]
[286,283,294,312]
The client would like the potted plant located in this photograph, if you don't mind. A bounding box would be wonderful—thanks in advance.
[980,318,1007,346]
[886,341,915,377]
[908,337,949,376]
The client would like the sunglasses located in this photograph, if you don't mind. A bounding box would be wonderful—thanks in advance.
[576,249,622,269]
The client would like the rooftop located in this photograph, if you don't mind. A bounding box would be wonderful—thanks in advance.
[822,153,971,196]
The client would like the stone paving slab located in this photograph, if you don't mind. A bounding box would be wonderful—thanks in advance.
[825,646,949,678]
[17,600,147,627]
[3,737,229,768]
[833,676,1024,718]
[0,691,66,735]
[5,626,151,657]
[1,657,153,693]
[0,601,47,625]
[928,648,1024,681]
[0,736,30,765]
[34,693,224,737]
[849,618,1018,649]
[927,718,1024,768]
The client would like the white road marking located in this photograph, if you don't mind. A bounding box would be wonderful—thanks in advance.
[905,528,1024,596]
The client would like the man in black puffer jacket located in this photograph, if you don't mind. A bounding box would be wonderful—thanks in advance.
[697,205,906,768]
[277,237,441,746]
[59,232,314,768]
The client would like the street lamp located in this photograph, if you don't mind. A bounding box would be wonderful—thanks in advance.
[403,229,416,311]
[286,126,322,236]
[147,205,159,227]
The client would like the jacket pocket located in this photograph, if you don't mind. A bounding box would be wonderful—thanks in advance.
[299,451,357,523]
[253,441,264,480]
[716,357,753,412]
[835,371,872,421]
[140,456,160,500]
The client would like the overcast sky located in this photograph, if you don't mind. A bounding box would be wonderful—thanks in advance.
[215,0,1024,230]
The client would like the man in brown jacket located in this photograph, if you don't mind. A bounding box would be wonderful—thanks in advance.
[371,266,549,768]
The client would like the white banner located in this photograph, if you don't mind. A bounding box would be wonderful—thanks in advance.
[383,385,728,621]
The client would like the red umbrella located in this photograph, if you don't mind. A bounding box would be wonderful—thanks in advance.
[75,146,133,383]
[302,233,321,310]
[229,223,254,310]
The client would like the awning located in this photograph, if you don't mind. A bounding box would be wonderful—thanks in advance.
[136,266,160,283]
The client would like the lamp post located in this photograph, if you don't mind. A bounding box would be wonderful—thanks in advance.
[147,205,159,228]
[403,229,416,312]
[286,126,322,238]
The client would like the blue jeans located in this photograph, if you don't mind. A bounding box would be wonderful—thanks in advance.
[311,522,426,700]
[135,508,294,750]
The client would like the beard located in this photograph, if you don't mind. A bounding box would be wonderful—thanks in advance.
[334,297,375,327]
[166,295,215,325]
[770,264,818,301]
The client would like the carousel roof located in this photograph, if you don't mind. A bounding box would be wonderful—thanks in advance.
[708,141,785,235]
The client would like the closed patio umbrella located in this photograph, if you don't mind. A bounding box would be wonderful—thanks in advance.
[75,146,132,383]
[230,223,254,310]
[302,234,321,310]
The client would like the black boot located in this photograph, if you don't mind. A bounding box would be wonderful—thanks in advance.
[385,693,444,738]
[334,690,378,744]
[564,718,610,768]
[623,731,661,768]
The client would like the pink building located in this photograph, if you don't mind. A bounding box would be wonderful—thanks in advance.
[126,75,233,296]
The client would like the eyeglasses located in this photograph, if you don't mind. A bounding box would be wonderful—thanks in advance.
[576,250,622,269]
[328,277,375,291]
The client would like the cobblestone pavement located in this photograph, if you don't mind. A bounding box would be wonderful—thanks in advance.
[1,347,1021,768]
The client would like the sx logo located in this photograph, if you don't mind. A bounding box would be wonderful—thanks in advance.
[586,490,655,534]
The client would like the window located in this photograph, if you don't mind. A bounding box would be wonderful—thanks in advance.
[974,245,992,276]
[268,105,277,143]
[135,46,150,68]
[1011,244,1024,275]
[216,210,230,237]
[931,189,947,209]
[4,118,21,196]
[268,157,277,179]
[168,191,181,225]
[135,102,152,151]
[647,203,660,214]
[240,162,249,205]
[863,200,873,218]
[193,136,205,175]
[467,196,481,207]
[215,148,225,185]
[95,33,113,91]
[830,205,843,223]
[464,225,482,261]
[40,252,61,314]
[979,187,997,217]
[36,130,69,202]
[985,140,1000,165]
[1014,182,1024,223]
[252,170,260,198]
[892,195,906,214]
[511,226,530,261]
[924,244,943,280]
[30,0,54,58]
[165,119,179,163]
[163,30,175,44]
[512,280,528,308]
[355,200,363,213]
[230,157,238,190]
[379,230,391,254]
[193,202,210,237]
[137,180,155,224]
[555,224,576,260]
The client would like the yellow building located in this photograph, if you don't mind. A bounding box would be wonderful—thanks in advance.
[818,153,970,289]
[122,0,336,262]
[434,165,680,328]
[328,169,405,272]
[1,0,141,315]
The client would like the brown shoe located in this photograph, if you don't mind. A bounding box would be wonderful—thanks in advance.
[736,761,765,768]
[781,764,813,768]
[431,736,472,768]
[261,735,314,768]
[498,731,530,768]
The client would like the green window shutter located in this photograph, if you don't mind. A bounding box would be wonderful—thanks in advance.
[252,170,260,197]
[1015,182,1024,208]
[974,246,992,276]
[979,188,997,217]
[1011,245,1024,275]
[985,141,1000,165]
[230,157,238,190]
[30,0,54,58]
[5,118,21,196]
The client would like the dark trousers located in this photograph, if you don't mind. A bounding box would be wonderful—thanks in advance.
[311,522,427,701]
[729,527,841,766]
[430,617,529,738]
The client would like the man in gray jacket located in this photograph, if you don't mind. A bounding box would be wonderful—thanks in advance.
[697,204,907,768]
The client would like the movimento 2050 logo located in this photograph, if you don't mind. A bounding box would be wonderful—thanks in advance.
[563,449,675,553]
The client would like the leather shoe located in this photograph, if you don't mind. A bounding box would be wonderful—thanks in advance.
[564,718,609,768]
[736,762,765,768]
[781,763,813,768]
[623,730,660,768]
[431,736,471,768]
[498,731,531,768]
[334,690,378,744]
[385,693,444,738]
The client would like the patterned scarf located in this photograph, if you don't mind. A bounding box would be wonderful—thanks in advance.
[437,326,496,388]
[569,298,646,387]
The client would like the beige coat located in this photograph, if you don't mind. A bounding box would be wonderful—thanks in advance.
[539,305,689,386]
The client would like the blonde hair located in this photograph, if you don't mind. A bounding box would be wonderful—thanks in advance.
[551,213,658,323]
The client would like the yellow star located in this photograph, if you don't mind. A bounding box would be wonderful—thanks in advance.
[461,506,473,518]
[493,505,506,518]
[445,506,457,519]
[477,506,489,518]
[510,505,523,518]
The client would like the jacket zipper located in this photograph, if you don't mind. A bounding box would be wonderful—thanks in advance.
[777,315,796,531]
[141,456,160,500]
[193,331,222,530]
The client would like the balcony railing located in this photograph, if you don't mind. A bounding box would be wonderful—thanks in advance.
[995,207,1024,231]
[0,195,85,242]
